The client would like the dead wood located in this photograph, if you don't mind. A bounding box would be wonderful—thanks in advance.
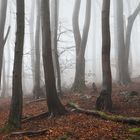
[26,98,46,105]
[22,112,50,123]
[67,103,140,125]
[5,129,48,138]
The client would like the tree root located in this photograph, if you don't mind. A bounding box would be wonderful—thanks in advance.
[4,129,48,138]
[22,112,50,123]
[67,103,140,125]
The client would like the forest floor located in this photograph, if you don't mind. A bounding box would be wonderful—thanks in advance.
[0,78,140,140]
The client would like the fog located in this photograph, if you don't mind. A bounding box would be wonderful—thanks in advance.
[1,0,140,95]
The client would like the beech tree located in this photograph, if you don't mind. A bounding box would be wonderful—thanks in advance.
[125,2,140,74]
[0,0,8,89]
[72,0,91,91]
[96,0,112,111]
[41,0,66,115]
[29,1,35,88]
[115,0,131,85]
[51,0,62,95]
[33,0,43,99]
[1,56,6,98]
[6,0,25,129]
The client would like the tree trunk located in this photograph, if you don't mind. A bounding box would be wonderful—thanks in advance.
[41,0,66,115]
[0,0,8,89]
[51,0,62,95]
[29,0,35,88]
[96,0,112,111]
[125,2,140,74]
[1,56,6,98]
[33,0,43,99]
[72,0,91,92]
[7,0,25,129]
[116,0,131,85]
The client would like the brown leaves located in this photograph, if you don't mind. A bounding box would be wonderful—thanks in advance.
[0,81,140,139]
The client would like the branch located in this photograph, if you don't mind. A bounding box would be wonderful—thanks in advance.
[3,26,11,46]
[26,98,46,105]
[6,129,48,138]
[67,103,140,125]
[22,112,50,123]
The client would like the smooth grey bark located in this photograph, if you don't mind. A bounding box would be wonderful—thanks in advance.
[1,56,6,98]
[29,1,35,87]
[41,0,66,115]
[22,60,27,94]
[51,0,62,95]
[96,0,112,111]
[7,0,25,129]
[0,0,8,89]
[92,1,97,76]
[116,0,131,85]
[72,0,91,91]
[33,0,43,99]
[125,2,140,72]
[6,33,11,96]
[113,0,119,81]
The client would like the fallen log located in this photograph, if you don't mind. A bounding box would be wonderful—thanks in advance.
[5,129,48,138]
[67,103,140,125]
[22,112,50,123]
[26,98,46,105]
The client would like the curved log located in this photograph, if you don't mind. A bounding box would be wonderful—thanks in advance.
[67,103,140,125]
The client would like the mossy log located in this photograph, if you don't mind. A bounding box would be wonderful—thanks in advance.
[129,128,140,133]
[67,103,140,125]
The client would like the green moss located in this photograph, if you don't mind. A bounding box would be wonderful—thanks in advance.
[0,121,19,133]
[129,135,140,140]
[129,128,140,133]
[128,128,140,140]
[57,134,69,140]
[98,111,124,121]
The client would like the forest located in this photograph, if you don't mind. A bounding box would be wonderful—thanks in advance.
[0,0,140,139]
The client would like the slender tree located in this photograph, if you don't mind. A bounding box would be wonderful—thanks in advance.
[96,0,112,111]
[1,56,6,98]
[72,0,91,91]
[29,0,35,88]
[51,0,62,95]
[125,2,140,73]
[115,0,131,85]
[41,0,66,115]
[33,0,43,99]
[6,0,25,129]
[0,0,8,89]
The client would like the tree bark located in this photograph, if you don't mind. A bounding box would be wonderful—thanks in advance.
[0,0,8,89]
[29,0,35,88]
[96,0,112,111]
[116,0,131,85]
[72,0,91,91]
[33,0,43,99]
[41,0,66,116]
[125,2,140,73]
[1,56,6,98]
[51,0,62,95]
[7,0,25,129]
